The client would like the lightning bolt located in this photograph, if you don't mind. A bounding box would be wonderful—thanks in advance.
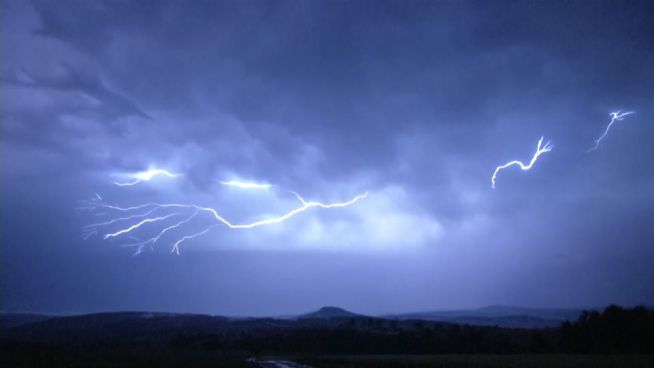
[82,188,368,255]
[491,136,553,189]
[171,225,218,255]
[219,180,272,189]
[114,168,180,186]
[586,111,635,153]
[103,212,184,239]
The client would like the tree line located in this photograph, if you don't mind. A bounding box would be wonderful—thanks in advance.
[172,305,654,354]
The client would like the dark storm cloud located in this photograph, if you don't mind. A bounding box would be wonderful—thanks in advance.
[2,63,149,162]
[21,0,654,182]
[2,0,653,315]
[5,64,149,119]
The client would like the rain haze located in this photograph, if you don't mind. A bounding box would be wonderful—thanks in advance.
[2,0,653,317]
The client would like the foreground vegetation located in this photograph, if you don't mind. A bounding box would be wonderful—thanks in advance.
[2,348,653,368]
[171,305,654,354]
[0,346,252,368]
[297,354,654,368]
[2,306,653,367]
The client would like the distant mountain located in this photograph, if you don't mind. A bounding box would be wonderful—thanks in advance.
[465,305,584,320]
[0,305,589,338]
[298,306,363,319]
[1,309,371,345]
[386,305,585,328]
[0,313,55,329]
[1,311,232,344]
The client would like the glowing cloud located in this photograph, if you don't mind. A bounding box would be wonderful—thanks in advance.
[586,111,635,153]
[491,137,553,189]
[114,168,180,186]
[219,180,272,190]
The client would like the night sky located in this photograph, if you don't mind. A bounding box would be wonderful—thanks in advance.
[2,0,653,317]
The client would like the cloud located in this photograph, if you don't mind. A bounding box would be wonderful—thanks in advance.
[4,63,149,120]
[2,0,654,313]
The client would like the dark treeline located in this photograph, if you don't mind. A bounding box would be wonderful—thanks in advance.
[2,305,653,356]
[177,323,539,354]
[172,306,654,355]
[560,305,654,353]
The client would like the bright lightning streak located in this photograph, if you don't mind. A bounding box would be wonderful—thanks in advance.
[83,208,158,230]
[123,209,200,254]
[219,180,272,189]
[114,168,180,186]
[172,225,218,255]
[201,191,369,229]
[586,111,635,153]
[103,213,183,239]
[491,137,553,189]
[85,191,368,255]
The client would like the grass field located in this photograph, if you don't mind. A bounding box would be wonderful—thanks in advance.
[295,354,654,368]
[0,347,252,368]
[3,348,653,368]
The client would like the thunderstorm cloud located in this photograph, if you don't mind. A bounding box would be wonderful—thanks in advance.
[2,0,653,316]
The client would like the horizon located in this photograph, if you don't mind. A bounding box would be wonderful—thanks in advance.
[1,302,643,319]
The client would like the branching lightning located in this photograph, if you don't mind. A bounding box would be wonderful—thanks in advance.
[171,225,218,255]
[114,168,180,186]
[103,213,184,239]
[586,111,635,153]
[82,179,368,254]
[491,137,553,189]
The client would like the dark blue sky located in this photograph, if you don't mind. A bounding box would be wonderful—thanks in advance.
[2,0,653,316]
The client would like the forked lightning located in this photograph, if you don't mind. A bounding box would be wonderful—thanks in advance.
[491,137,553,188]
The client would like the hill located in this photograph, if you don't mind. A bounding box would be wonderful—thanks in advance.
[298,306,363,319]
[1,305,652,355]
[0,313,56,329]
[386,305,585,328]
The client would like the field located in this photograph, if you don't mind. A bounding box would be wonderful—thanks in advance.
[296,354,654,368]
[2,346,654,368]
[0,346,252,368]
